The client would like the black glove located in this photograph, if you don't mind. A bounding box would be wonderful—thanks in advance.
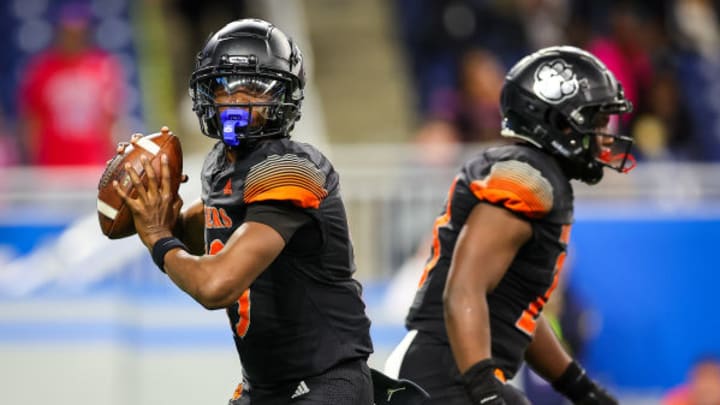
[461,359,506,405]
[552,361,619,405]
[500,383,532,405]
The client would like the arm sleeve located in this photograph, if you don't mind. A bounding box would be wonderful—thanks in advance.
[245,202,314,243]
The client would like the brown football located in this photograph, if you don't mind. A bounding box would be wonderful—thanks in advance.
[97,126,183,239]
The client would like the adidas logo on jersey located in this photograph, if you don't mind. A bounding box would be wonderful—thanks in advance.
[291,380,310,399]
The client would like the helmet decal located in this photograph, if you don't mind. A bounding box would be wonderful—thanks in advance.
[532,59,579,104]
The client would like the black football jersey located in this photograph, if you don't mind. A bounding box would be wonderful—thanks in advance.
[406,144,574,378]
[201,138,373,386]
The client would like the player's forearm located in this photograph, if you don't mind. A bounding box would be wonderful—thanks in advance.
[160,222,284,310]
[163,250,248,309]
[524,315,573,381]
[444,288,493,373]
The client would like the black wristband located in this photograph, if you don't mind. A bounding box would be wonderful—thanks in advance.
[552,361,595,401]
[151,237,188,272]
[461,359,505,404]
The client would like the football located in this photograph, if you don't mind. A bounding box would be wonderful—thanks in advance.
[97,126,183,239]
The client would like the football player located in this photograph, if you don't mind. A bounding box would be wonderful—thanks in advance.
[114,19,376,404]
[384,46,634,404]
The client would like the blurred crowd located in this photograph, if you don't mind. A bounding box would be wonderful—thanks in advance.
[0,0,250,167]
[0,0,145,167]
[393,0,720,165]
[3,0,720,167]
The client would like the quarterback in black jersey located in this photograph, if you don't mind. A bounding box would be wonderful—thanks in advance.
[385,46,635,404]
[114,19,375,404]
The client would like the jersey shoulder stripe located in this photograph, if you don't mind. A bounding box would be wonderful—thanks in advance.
[244,153,329,208]
[469,159,554,219]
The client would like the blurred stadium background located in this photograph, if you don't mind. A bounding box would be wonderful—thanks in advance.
[1,0,719,404]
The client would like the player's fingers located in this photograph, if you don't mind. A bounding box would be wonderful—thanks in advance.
[130,133,143,144]
[160,154,171,196]
[113,180,128,201]
[181,174,189,183]
[125,162,148,201]
[172,196,183,216]
[116,142,129,154]
[142,155,159,196]
[113,180,138,211]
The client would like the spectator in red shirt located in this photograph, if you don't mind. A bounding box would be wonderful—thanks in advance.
[17,2,125,166]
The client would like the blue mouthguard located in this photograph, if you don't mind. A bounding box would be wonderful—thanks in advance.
[220,108,250,147]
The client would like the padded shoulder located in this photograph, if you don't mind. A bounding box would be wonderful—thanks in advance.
[244,153,328,209]
[464,145,572,220]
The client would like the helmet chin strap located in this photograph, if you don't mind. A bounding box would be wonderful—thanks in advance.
[220,108,250,147]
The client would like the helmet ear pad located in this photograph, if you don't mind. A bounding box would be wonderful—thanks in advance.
[547,108,587,151]
[547,109,570,134]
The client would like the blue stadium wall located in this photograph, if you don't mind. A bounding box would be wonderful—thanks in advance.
[568,201,720,391]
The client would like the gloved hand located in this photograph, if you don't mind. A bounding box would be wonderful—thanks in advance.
[461,359,507,405]
[500,383,532,405]
[552,361,618,405]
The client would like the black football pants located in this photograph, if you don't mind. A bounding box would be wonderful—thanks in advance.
[229,358,373,405]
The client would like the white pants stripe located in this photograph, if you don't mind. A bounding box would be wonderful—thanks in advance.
[383,329,418,379]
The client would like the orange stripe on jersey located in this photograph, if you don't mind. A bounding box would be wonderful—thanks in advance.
[494,368,507,383]
[244,154,328,208]
[232,382,243,399]
[516,311,537,335]
[560,223,572,244]
[418,177,459,288]
[469,160,553,219]
[514,224,572,335]
[236,289,251,338]
[245,185,324,209]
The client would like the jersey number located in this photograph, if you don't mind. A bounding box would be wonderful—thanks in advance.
[514,225,571,336]
[209,239,251,338]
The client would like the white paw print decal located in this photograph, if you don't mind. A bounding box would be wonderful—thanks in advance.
[532,59,579,104]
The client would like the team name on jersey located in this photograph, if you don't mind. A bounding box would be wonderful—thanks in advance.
[205,206,233,229]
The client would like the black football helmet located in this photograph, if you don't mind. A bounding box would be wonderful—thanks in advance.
[189,18,305,147]
[500,46,634,184]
